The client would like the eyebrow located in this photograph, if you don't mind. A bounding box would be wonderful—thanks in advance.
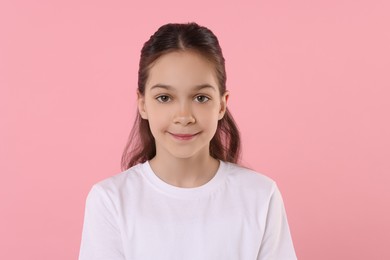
[150,83,217,92]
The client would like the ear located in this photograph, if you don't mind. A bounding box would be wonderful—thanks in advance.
[137,90,148,120]
[218,91,229,120]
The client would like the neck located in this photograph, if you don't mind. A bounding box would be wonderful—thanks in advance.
[149,152,219,188]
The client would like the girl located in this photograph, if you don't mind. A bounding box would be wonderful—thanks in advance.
[79,22,297,260]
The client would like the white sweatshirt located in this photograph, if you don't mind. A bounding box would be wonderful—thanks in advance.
[79,160,297,260]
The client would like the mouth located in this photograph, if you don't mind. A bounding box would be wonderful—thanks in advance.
[169,132,199,141]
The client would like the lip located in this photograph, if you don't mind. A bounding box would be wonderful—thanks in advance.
[169,132,199,141]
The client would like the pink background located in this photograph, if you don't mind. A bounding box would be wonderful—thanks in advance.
[1,0,389,259]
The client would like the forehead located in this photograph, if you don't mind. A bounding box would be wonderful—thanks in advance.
[145,51,219,92]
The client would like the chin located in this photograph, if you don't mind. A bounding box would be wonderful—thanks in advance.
[164,146,205,159]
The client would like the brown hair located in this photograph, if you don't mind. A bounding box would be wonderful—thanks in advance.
[121,22,241,171]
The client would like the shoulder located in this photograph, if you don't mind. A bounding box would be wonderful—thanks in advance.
[88,163,145,199]
[222,161,277,196]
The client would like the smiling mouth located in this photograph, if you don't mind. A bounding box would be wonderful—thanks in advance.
[169,132,199,140]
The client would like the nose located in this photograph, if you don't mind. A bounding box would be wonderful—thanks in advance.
[173,102,196,125]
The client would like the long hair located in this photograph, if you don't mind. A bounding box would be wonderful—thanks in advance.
[121,22,241,171]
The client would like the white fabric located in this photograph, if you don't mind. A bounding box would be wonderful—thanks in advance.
[79,160,297,260]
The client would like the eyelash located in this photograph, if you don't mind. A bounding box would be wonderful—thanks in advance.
[156,95,171,103]
[155,95,210,103]
[194,95,210,103]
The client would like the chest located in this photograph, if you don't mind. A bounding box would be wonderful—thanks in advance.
[118,189,265,260]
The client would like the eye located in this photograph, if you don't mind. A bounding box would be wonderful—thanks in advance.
[156,95,171,103]
[195,95,210,103]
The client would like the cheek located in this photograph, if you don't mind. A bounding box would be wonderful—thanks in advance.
[147,111,170,136]
[145,101,169,129]
[148,116,166,130]
[197,104,219,120]
[200,113,219,133]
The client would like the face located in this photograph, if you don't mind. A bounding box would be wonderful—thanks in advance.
[138,51,228,161]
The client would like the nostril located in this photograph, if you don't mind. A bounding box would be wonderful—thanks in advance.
[173,115,196,125]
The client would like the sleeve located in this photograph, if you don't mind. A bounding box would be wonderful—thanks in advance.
[78,184,125,260]
[257,183,298,260]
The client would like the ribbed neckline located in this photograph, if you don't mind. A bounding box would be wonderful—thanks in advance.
[141,160,228,200]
